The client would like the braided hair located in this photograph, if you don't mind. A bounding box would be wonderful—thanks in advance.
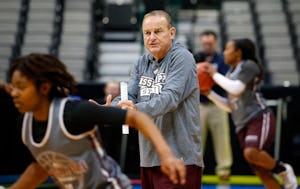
[9,53,77,100]
[232,38,264,84]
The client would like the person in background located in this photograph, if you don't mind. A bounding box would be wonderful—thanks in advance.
[98,80,122,163]
[203,38,298,189]
[98,80,120,105]
[193,30,232,180]
[6,53,186,189]
[0,80,12,93]
[108,10,203,189]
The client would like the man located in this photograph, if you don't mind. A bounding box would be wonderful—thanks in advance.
[110,10,203,189]
[193,30,232,180]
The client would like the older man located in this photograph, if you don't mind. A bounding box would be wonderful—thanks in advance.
[111,10,203,189]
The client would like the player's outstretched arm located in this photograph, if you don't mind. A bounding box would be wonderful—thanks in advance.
[206,90,232,112]
[125,109,186,185]
[8,162,49,189]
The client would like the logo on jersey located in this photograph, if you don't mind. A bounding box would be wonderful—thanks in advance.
[139,73,166,96]
[245,135,258,143]
[37,151,88,189]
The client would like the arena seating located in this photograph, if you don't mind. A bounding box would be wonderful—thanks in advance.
[96,0,141,82]
[0,0,23,81]
[220,0,299,86]
[58,0,92,82]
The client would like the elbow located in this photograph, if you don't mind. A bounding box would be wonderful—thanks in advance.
[220,103,232,113]
[225,107,232,113]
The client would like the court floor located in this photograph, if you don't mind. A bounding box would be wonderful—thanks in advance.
[130,175,300,189]
[133,185,265,189]
[0,175,299,188]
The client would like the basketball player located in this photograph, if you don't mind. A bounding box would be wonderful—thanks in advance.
[203,38,298,189]
[6,53,186,189]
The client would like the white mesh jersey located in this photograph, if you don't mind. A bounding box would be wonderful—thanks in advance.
[22,98,132,189]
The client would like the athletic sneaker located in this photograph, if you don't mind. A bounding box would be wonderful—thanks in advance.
[278,163,298,189]
[219,174,230,181]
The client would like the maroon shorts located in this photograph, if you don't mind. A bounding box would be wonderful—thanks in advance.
[237,111,276,150]
[140,165,202,189]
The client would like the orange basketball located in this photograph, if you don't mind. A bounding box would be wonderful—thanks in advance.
[197,63,215,92]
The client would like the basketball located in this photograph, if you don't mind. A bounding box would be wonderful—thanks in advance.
[197,63,215,92]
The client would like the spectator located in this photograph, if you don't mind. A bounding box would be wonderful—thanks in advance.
[193,30,232,180]
[98,80,120,104]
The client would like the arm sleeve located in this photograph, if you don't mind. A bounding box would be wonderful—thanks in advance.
[67,101,127,134]
[212,73,246,95]
[135,51,198,117]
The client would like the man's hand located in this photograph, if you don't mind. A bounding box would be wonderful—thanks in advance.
[117,100,136,110]
[88,94,112,106]
[105,94,112,106]
[160,158,186,185]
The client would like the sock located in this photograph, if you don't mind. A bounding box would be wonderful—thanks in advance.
[272,161,286,174]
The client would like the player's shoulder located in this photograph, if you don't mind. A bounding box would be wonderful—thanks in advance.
[239,60,261,80]
[242,60,260,71]
[65,98,89,111]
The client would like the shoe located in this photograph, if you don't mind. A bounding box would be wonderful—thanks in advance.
[219,174,230,181]
[278,163,298,189]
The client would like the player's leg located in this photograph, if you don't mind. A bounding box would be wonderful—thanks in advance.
[240,111,297,188]
[207,104,232,179]
[240,111,276,168]
[250,164,281,189]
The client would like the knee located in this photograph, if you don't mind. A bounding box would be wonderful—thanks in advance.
[243,147,259,164]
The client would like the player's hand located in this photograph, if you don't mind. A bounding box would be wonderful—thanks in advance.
[200,89,211,96]
[117,100,136,110]
[202,62,217,76]
[160,157,186,185]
